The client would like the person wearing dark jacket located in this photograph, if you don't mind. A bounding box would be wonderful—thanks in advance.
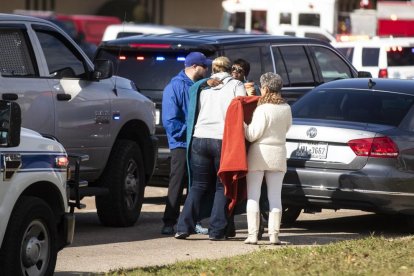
[161,52,211,235]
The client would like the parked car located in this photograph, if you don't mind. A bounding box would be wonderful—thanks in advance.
[0,100,82,274]
[0,13,157,227]
[102,23,188,41]
[95,33,366,186]
[332,37,414,79]
[282,78,414,226]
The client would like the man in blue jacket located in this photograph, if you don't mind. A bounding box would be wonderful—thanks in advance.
[161,52,212,235]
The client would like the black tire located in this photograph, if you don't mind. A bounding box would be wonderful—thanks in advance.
[96,139,146,227]
[0,196,58,276]
[282,206,302,225]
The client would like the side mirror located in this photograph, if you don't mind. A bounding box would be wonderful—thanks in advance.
[0,101,21,147]
[92,59,113,80]
[358,71,372,78]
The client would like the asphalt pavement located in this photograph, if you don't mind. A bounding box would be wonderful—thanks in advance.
[54,186,409,275]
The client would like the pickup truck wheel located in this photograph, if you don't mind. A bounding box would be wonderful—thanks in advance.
[96,139,145,227]
[0,196,57,276]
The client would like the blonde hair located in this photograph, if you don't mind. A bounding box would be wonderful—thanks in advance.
[212,56,231,73]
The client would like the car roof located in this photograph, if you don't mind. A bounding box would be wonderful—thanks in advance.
[315,78,414,95]
[0,12,53,24]
[99,32,330,50]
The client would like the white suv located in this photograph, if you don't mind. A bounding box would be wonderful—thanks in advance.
[102,23,188,41]
[332,37,414,79]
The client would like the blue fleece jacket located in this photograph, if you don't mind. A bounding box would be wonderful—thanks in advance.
[162,70,194,149]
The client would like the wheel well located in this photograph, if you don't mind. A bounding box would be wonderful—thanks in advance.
[21,182,67,249]
[116,120,156,183]
[22,182,65,218]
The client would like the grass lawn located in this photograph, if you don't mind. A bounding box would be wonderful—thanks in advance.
[111,236,414,275]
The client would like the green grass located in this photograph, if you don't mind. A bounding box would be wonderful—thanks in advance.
[111,236,414,276]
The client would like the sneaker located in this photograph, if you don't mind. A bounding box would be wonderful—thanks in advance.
[174,232,189,239]
[161,225,175,235]
[195,223,208,235]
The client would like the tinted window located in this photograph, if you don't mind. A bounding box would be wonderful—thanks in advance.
[251,10,266,32]
[0,29,36,77]
[224,47,262,83]
[272,47,289,85]
[362,47,379,66]
[293,89,414,126]
[311,46,353,81]
[97,49,214,90]
[280,13,291,24]
[117,32,143,39]
[336,47,354,62]
[35,30,86,78]
[274,46,315,86]
[387,47,414,66]
[298,13,320,27]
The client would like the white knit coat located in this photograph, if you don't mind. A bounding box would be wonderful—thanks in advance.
[244,103,292,172]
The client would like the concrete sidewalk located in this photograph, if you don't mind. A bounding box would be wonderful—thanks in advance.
[55,187,392,274]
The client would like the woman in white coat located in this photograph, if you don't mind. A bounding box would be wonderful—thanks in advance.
[243,72,292,245]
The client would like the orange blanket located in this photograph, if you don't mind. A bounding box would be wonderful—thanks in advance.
[218,96,260,215]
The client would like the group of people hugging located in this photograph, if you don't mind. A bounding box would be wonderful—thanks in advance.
[161,52,292,245]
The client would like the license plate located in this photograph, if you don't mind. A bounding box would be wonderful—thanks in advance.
[294,142,328,160]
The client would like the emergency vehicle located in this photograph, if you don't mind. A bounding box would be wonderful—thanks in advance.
[0,101,84,275]
[221,0,338,35]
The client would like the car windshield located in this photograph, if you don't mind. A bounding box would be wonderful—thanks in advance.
[96,49,213,91]
[292,88,414,126]
[387,46,414,66]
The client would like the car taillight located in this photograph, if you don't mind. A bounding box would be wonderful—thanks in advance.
[348,137,399,158]
[378,68,388,78]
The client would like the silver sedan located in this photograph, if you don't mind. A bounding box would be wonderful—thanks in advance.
[282,78,414,226]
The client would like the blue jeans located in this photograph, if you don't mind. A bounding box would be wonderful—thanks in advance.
[176,137,228,238]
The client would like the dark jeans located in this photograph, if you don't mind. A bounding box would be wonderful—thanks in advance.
[177,138,228,238]
[162,148,187,226]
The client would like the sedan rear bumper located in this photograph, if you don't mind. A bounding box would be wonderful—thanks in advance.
[282,164,414,215]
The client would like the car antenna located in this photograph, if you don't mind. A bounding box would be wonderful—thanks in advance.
[112,12,127,96]
[368,78,376,89]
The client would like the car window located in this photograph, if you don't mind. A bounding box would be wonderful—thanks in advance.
[273,45,315,86]
[362,47,379,66]
[96,49,214,91]
[293,89,414,126]
[336,47,354,62]
[35,30,86,78]
[0,29,37,77]
[272,47,289,85]
[224,47,262,83]
[387,46,414,66]
[311,46,353,81]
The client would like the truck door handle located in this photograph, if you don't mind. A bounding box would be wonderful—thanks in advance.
[57,94,71,101]
[2,93,18,101]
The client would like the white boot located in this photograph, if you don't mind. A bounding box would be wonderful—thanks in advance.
[268,211,282,245]
[244,212,260,244]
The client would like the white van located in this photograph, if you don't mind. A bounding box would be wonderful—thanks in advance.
[102,23,188,41]
[332,37,414,79]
